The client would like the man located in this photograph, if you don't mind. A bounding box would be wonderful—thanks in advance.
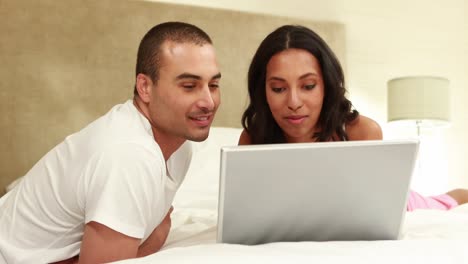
[0,22,221,263]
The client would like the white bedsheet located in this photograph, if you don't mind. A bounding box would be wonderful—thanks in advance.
[113,204,468,263]
[112,128,468,263]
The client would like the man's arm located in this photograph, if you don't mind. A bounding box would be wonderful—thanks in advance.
[76,207,173,263]
[78,221,140,263]
[51,222,138,264]
[75,145,172,263]
[137,206,173,257]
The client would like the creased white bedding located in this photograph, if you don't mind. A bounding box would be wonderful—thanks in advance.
[113,127,468,263]
[114,203,468,263]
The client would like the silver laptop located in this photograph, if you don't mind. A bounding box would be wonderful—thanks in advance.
[217,140,419,244]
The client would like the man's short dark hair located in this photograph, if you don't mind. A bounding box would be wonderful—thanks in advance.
[134,22,213,95]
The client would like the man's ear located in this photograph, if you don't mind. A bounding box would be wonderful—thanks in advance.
[135,73,154,103]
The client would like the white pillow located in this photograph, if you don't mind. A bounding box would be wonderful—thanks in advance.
[6,177,22,193]
[173,127,242,209]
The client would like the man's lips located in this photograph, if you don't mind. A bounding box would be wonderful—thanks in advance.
[189,114,213,127]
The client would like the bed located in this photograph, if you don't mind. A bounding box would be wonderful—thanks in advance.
[112,127,468,264]
[3,1,468,262]
[5,127,468,262]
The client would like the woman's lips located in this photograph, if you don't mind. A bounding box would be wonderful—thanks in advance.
[285,115,307,125]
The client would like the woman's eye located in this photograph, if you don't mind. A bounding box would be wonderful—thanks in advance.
[304,84,316,90]
[271,87,285,93]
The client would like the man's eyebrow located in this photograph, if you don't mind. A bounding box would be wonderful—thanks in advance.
[176,73,201,80]
[211,73,222,80]
[175,72,222,81]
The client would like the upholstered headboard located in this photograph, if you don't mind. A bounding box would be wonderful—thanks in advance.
[0,0,345,195]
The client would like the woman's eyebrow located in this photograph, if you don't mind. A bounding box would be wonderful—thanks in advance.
[298,73,317,80]
[267,72,317,82]
[267,76,286,82]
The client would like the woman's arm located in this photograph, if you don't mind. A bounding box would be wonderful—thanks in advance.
[238,129,252,145]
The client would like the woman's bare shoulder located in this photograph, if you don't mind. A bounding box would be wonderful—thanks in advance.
[346,115,383,140]
[238,129,252,145]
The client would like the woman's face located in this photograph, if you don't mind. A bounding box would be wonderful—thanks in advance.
[265,48,324,143]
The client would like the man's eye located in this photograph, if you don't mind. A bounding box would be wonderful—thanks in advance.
[304,84,316,90]
[271,87,285,93]
[182,84,196,89]
[209,84,219,89]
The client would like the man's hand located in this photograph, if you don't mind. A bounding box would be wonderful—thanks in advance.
[137,206,174,257]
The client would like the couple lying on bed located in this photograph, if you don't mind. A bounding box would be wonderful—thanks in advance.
[1,22,467,264]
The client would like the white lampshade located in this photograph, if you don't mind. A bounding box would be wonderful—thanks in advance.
[387,76,450,127]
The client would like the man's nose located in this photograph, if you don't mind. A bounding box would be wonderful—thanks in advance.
[197,86,216,111]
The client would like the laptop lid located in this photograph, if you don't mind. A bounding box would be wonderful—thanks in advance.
[217,140,419,244]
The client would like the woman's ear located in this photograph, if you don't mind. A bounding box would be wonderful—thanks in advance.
[135,73,154,103]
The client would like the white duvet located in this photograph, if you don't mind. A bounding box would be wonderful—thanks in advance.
[113,128,468,263]
[114,202,468,263]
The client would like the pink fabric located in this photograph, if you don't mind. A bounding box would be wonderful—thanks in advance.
[407,191,458,211]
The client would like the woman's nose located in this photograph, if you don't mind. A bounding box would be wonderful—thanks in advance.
[287,90,303,111]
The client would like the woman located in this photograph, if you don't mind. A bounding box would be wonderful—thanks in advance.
[239,25,468,211]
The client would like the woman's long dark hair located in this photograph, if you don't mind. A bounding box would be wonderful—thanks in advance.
[242,25,358,144]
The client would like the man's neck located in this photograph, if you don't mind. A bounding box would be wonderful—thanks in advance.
[133,97,185,161]
[151,129,185,162]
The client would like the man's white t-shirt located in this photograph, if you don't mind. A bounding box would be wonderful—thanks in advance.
[0,100,192,264]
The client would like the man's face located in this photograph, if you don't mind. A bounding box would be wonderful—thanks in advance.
[147,41,221,142]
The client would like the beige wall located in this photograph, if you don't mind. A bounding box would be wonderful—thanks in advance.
[153,0,468,189]
[0,0,344,195]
